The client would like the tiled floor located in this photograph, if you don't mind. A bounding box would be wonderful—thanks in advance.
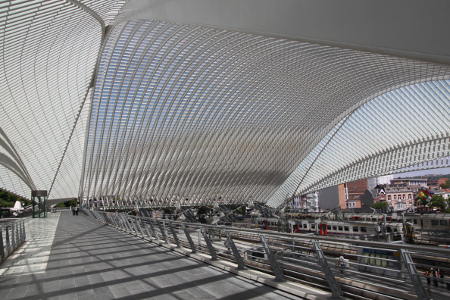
[0,213,61,276]
[0,212,300,299]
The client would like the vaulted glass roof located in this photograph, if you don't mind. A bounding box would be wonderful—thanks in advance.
[0,1,449,208]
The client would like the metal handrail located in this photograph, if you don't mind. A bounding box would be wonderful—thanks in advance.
[0,219,26,263]
[87,210,450,300]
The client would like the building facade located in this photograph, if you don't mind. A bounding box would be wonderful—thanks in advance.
[383,187,415,211]
[390,178,428,187]
[338,179,374,210]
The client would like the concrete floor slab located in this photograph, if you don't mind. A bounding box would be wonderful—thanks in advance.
[0,212,301,299]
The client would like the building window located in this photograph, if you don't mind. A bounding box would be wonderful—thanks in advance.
[408,194,412,199]
[394,195,397,200]
[353,226,359,232]
[360,227,367,232]
[388,195,391,200]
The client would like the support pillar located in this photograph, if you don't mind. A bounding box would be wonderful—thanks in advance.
[260,235,284,282]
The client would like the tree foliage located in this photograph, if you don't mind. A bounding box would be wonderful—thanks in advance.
[430,194,447,210]
[0,188,30,207]
[55,199,78,208]
[440,179,450,189]
[372,201,388,211]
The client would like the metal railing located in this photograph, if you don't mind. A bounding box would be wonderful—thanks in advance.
[0,219,26,264]
[86,211,450,300]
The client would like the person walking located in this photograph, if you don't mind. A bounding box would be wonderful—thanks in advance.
[70,205,75,216]
[74,206,79,216]
[336,256,348,275]
[425,269,431,287]
[432,267,439,287]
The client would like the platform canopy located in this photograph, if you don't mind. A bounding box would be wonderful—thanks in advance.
[1,0,449,208]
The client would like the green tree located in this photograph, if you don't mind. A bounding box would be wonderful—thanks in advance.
[55,199,77,208]
[0,199,13,207]
[0,190,8,200]
[372,201,388,211]
[235,205,246,215]
[430,194,447,210]
[440,179,450,189]
[55,202,66,208]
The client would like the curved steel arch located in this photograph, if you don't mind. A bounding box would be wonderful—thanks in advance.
[1,4,449,206]
[269,80,450,207]
[80,20,450,208]
[0,0,125,199]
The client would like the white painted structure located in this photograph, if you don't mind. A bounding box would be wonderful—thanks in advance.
[0,1,449,209]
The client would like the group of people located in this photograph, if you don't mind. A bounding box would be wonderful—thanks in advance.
[70,205,79,216]
[425,267,449,290]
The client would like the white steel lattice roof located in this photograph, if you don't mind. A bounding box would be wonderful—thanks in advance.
[0,2,449,208]
[0,0,125,199]
[80,20,450,208]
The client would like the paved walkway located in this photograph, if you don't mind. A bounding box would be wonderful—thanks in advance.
[1,213,60,276]
[0,212,300,299]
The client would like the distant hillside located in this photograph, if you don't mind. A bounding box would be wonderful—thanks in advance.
[427,174,450,180]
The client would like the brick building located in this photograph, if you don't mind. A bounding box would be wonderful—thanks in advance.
[338,179,373,210]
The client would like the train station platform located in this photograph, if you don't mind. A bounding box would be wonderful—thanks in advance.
[0,212,310,300]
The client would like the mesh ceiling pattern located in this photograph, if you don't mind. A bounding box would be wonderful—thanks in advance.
[269,80,450,207]
[80,20,450,208]
[0,0,125,199]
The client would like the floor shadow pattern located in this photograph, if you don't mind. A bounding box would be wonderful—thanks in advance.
[0,212,299,300]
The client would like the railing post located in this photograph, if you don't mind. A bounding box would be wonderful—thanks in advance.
[118,214,128,231]
[11,223,16,251]
[147,219,157,238]
[225,233,245,270]
[18,222,21,243]
[168,221,180,247]
[312,240,342,298]
[104,213,112,225]
[123,215,134,233]
[157,220,168,243]
[260,235,284,282]
[115,214,123,229]
[129,216,138,235]
[18,221,22,243]
[141,220,153,239]
[109,214,118,228]
[134,217,145,238]
[0,227,5,261]
[201,228,218,260]
[130,217,140,236]
[17,221,22,244]
[102,212,109,224]
[22,220,26,240]
[183,224,196,253]
[5,225,11,256]
[400,249,431,300]
[14,221,20,250]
